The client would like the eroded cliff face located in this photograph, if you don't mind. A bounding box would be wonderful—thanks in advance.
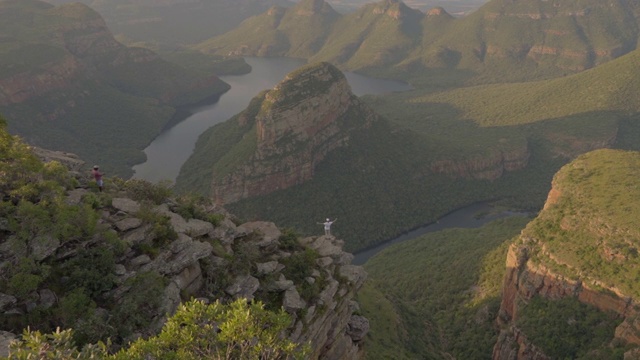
[493,149,640,359]
[429,142,530,180]
[476,0,639,71]
[211,62,378,204]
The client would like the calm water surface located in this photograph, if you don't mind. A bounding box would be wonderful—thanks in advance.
[132,57,411,183]
[353,204,530,265]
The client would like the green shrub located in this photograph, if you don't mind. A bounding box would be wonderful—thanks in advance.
[124,179,173,205]
[63,247,117,298]
[111,272,167,339]
[7,257,51,299]
[113,298,307,360]
[174,194,225,226]
[517,296,623,359]
[281,248,319,285]
[278,228,302,251]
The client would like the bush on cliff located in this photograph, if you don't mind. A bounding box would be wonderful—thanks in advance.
[7,298,307,360]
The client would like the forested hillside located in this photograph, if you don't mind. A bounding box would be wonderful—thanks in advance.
[199,0,640,85]
[0,0,229,176]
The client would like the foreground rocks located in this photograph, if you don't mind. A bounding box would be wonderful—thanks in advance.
[0,187,368,359]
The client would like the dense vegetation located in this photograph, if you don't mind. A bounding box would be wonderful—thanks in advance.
[516,296,624,359]
[521,149,640,298]
[6,298,306,360]
[360,216,530,359]
[187,108,562,252]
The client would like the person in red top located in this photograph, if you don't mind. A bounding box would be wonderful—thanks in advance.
[91,165,104,192]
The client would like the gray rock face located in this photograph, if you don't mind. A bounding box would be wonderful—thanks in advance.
[256,261,282,275]
[339,265,367,289]
[347,315,370,342]
[30,234,60,261]
[112,198,141,214]
[225,275,260,300]
[0,331,16,358]
[115,218,143,232]
[38,289,57,310]
[140,235,212,275]
[0,293,17,312]
[65,188,87,205]
[237,221,282,250]
[283,287,306,312]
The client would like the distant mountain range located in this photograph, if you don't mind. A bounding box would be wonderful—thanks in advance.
[0,0,229,175]
[43,0,295,46]
[199,0,640,84]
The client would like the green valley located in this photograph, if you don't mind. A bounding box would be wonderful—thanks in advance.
[0,0,231,177]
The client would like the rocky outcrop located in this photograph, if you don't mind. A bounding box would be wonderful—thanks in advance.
[211,62,379,204]
[0,156,368,358]
[430,141,530,180]
[493,149,640,359]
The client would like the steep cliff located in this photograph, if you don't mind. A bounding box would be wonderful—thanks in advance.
[177,62,379,205]
[0,127,368,358]
[493,149,640,359]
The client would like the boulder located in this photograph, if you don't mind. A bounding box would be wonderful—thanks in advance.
[38,289,57,310]
[346,315,370,342]
[115,218,143,232]
[30,234,60,261]
[112,198,141,214]
[225,275,260,300]
[283,287,306,313]
[0,331,16,358]
[237,221,282,250]
[256,261,282,275]
[64,188,87,205]
[173,263,203,296]
[185,219,214,238]
[139,235,212,275]
[129,254,152,268]
[338,265,367,289]
[123,225,152,245]
[0,293,17,312]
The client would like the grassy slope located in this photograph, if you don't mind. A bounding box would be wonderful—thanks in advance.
[361,217,530,359]
[414,49,640,127]
[524,149,640,297]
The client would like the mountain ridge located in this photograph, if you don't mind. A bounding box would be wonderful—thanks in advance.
[200,0,640,84]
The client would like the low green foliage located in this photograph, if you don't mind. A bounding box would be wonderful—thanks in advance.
[115,298,307,360]
[7,299,307,360]
[174,194,225,226]
[361,217,530,359]
[124,179,174,205]
[111,272,167,340]
[517,296,623,359]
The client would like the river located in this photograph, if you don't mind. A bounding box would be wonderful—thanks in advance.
[132,57,411,183]
[352,203,530,265]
